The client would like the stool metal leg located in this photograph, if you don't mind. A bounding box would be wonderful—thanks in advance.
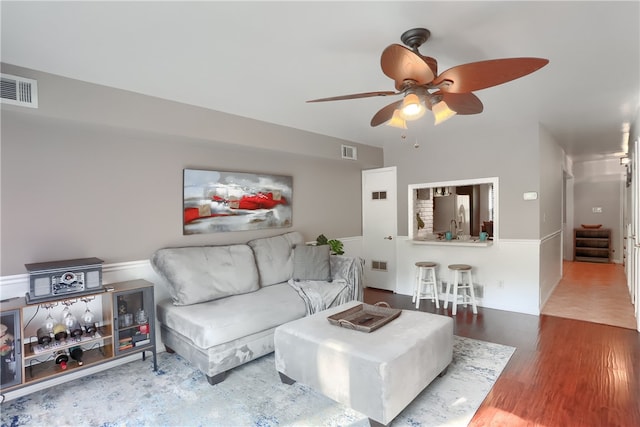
[443,279,451,310]
[429,268,440,308]
[414,266,422,308]
[467,271,478,314]
[412,266,420,305]
[452,270,459,315]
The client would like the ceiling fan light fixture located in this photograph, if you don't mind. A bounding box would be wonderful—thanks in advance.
[400,93,426,120]
[386,109,408,129]
[308,28,548,132]
[432,100,457,125]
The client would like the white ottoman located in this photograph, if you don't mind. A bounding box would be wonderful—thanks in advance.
[274,301,454,426]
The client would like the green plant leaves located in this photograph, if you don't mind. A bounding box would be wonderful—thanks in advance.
[315,234,344,255]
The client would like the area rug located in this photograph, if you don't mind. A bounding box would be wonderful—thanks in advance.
[0,336,514,427]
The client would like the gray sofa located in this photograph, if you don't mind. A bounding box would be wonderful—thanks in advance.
[150,231,364,385]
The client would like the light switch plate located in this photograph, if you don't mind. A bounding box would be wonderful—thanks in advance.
[523,191,538,200]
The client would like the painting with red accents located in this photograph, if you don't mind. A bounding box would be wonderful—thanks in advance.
[183,169,293,234]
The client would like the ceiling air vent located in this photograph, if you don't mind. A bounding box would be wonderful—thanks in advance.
[1,74,38,108]
[341,145,357,160]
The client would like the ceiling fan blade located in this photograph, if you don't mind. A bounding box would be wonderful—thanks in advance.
[434,91,484,115]
[307,91,399,103]
[370,100,403,127]
[422,55,438,77]
[381,44,436,91]
[432,58,549,93]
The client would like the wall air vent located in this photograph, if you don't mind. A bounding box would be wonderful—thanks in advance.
[371,260,388,271]
[1,74,38,108]
[341,145,357,160]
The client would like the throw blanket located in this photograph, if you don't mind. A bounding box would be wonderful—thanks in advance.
[330,254,365,302]
[288,254,365,315]
[287,279,351,315]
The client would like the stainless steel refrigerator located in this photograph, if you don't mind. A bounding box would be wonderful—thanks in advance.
[433,194,470,235]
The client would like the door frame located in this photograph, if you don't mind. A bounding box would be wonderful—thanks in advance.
[362,166,398,292]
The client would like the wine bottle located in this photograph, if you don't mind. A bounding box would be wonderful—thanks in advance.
[54,350,69,370]
[52,323,67,341]
[69,346,83,366]
[38,312,55,344]
[36,327,52,345]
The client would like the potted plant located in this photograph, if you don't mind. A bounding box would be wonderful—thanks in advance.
[315,234,344,255]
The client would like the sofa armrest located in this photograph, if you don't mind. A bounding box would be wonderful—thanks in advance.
[330,255,365,302]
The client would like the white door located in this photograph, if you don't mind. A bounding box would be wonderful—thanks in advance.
[362,167,397,291]
[632,137,640,330]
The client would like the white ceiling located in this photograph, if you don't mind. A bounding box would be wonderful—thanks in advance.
[2,1,639,161]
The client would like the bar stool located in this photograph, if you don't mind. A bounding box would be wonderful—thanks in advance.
[413,261,440,309]
[444,264,478,315]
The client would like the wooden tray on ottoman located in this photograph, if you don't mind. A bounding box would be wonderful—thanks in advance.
[327,302,401,333]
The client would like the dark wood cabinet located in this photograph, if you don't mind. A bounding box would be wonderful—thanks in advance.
[574,228,611,263]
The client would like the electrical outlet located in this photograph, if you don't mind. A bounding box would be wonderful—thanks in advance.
[440,282,448,294]
[474,284,483,298]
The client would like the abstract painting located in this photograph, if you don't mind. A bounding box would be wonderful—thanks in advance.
[183,169,293,234]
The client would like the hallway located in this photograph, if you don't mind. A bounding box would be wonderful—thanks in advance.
[541,260,636,330]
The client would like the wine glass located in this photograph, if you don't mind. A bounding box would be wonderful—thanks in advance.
[80,297,97,335]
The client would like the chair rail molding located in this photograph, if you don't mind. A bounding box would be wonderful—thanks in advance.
[0,260,153,300]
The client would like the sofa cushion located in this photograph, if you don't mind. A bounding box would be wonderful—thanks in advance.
[248,231,304,286]
[292,244,331,281]
[151,244,259,305]
[156,283,307,349]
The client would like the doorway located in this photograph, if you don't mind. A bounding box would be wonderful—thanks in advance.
[361,167,397,291]
[554,154,638,330]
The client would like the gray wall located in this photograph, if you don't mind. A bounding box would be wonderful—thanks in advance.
[539,125,564,238]
[386,119,568,313]
[383,120,541,239]
[538,124,564,304]
[0,64,383,275]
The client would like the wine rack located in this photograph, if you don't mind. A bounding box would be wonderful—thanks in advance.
[0,279,156,397]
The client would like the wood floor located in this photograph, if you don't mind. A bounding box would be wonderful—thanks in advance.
[363,264,640,427]
[541,261,636,329]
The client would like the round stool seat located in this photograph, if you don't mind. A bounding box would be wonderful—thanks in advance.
[448,264,472,271]
[416,261,437,268]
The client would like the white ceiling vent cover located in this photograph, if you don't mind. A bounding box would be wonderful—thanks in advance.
[341,145,357,160]
[1,74,38,108]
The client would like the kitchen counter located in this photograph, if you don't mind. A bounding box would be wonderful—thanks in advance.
[412,238,493,247]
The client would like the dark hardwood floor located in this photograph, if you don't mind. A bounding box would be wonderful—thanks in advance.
[364,288,640,427]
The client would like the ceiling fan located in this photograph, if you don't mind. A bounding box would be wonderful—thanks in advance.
[307,28,549,127]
